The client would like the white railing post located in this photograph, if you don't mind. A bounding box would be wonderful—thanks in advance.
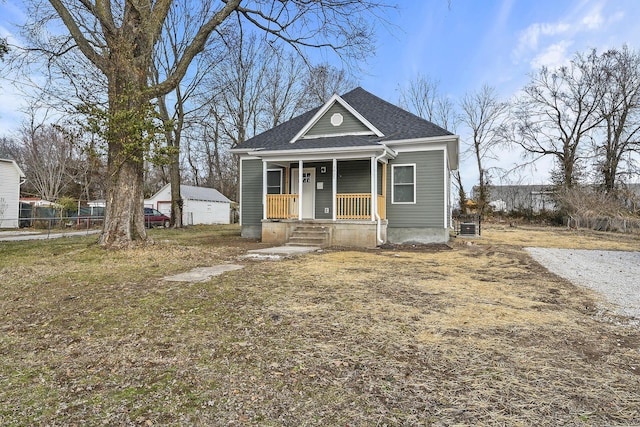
[262,161,268,220]
[370,156,376,221]
[332,159,337,221]
[298,160,303,220]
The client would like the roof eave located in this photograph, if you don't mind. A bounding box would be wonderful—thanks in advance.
[385,135,459,170]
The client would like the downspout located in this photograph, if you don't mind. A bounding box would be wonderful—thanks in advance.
[374,152,386,245]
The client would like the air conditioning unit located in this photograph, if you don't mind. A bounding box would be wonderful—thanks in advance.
[459,223,476,236]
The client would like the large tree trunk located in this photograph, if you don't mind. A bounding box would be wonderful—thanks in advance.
[169,151,183,228]
[99,152,147,248]
[98,28,151,248]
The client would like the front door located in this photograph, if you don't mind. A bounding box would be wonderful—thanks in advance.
[291,167,315,219]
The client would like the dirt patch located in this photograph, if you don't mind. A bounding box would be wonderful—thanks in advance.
[377,242,453,252]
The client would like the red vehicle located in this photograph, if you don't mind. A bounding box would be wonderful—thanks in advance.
[144,208,171,228]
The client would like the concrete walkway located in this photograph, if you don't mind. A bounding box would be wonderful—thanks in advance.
[162,246,320,283]
[163,264,245,283]
[241,245,321,260]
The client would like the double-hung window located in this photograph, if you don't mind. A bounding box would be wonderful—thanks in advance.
[392,164,416,204]
[267,169,283,194]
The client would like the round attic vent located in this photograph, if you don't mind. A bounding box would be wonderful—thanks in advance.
[330,112,343,127]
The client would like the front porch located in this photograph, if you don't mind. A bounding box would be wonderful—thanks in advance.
[259,157,388,248]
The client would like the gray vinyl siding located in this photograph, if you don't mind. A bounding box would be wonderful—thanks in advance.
[305,103,371,137]
[387,151,444,228]
[241,158,263,227]
[337,160,370,193]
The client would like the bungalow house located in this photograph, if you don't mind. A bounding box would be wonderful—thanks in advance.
[230,87,459,248]
[145,184,233,225]
[0,159,26,228]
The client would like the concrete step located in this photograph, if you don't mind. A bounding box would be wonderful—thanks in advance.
[286,226,330,247]
[287,236,327,245]
[293,231,328,238]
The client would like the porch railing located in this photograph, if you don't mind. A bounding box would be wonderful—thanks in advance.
[266,194,298,219]
[337,193,386,220]
[266,193,386,220]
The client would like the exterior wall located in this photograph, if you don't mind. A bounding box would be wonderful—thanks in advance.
[145,185,171,216]
[305,103,370,137]
[0,161,22,228]
[183,200,230,225]
[387,151,445,228]
[386,150,449,244]
[145,184,231,225]
[240,158,263,238]
[337,160,370,193]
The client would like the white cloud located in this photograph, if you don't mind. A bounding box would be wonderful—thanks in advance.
[581,2,604,29]
[581,11,603,29]
[530,40,573,69]
[516,22,571,54]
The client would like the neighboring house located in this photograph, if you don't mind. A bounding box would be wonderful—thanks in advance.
[481,185,557,214]
[0,159,26,228]
[230,87,459,247]
[145,184,232,225]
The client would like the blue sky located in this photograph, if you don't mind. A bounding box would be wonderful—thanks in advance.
[2,0,640,190]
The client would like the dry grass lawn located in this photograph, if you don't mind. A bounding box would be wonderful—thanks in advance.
[0,224,639,426]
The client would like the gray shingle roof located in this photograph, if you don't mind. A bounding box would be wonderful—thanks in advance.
[236,87,453,151]
[181,185,231,203]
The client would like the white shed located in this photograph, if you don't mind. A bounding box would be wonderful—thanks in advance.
[0,159,26,228]
[145,184,232,225]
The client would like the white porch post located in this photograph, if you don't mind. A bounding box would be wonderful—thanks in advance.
[370,156,376,221]
[332,158,337,221]
[298,160,303,220]
[262,160,268,220]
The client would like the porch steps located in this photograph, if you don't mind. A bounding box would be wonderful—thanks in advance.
[286,225,330,248]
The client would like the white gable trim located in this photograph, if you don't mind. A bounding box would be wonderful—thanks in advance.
[289,94,384,143]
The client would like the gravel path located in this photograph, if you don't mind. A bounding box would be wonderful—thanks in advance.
[526,247,640,319]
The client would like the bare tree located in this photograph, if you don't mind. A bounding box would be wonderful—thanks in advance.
[512,51,606,189]
[399,74,440,122]
[399,74,459,131]
[303,63,358,107]
[17,0,386,248]
[595,46,640,192]
[460,84,508,215]
[150,1,228,228]
[262,51,308,128]
[0,38,8,61]
[19,112,77,201]
[399,73,463,211]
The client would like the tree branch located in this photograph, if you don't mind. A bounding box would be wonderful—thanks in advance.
[48,0,107,72]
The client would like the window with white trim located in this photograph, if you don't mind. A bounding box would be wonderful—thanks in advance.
[267,169,283,194]
[392,164,416,204]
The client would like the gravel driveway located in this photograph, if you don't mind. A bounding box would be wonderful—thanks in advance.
[526,247,640,320]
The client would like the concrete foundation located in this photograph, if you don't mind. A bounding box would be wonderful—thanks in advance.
[387,227,450,244]
[241,225,262,239]
[261,220,387,248]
